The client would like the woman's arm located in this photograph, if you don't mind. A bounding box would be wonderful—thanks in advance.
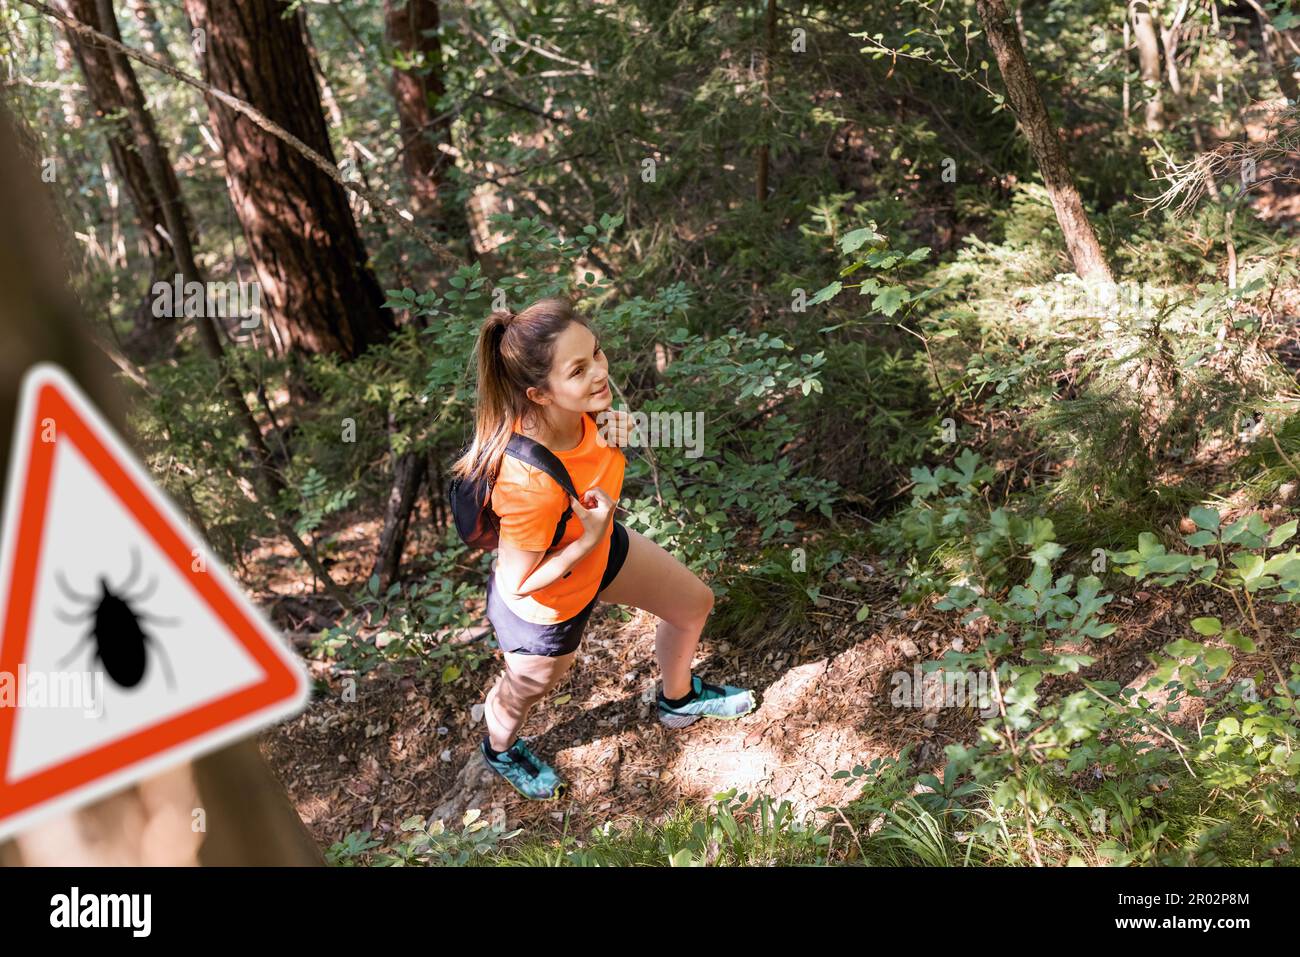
[496,487,616,598]
[496,537,596,598]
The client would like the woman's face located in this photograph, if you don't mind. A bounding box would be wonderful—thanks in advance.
[529,321,612,414]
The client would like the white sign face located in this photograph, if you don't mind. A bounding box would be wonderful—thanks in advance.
[0,364,309,841]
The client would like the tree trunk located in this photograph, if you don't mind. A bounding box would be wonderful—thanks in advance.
[1158,0,1186,98]
[746,0,780,325]
[975,0,1114,282]
[57,0,178,282]
[182,0,395,358]
[89,0,196,273]
[0,97,322,867]
[126,0,174,67]
[384,0,476,259]
[754,0,777,206]
[53,30,82,130]
[1131,0,1165,131]
[427,451,446,530]
[1122,16,1131,121]
[371,445,428,587]
[384,0,448,213]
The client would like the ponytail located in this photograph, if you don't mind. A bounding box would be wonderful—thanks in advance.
[450,297,585,487]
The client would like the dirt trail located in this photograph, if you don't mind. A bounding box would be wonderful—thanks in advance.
[425,609,898,831]
[258,556,982,846]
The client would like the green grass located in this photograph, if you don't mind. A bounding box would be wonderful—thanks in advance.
[333,763,1300,867]
[340,790,836,867]
[835,772,1300,867]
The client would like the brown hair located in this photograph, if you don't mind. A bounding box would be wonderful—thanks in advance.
[450,296,588,486]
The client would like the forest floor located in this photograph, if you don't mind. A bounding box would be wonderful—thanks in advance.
[251,485,1298,851]
[252,117,1300,852]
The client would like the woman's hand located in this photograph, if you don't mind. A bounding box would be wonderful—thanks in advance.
[570,486,616,544]
[596,407,636,448]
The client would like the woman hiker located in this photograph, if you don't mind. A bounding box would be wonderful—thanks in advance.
[449,296,757,799]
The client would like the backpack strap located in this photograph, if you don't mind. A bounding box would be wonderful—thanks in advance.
[504,433,580,549]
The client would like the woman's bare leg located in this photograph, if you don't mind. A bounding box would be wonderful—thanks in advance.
[597,527,715,700]
[483,649,577,752]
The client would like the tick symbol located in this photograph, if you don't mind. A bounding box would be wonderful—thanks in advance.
[55,546,177,691]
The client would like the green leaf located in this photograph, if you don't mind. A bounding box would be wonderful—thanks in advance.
[807,281,842,306]
[1204,648,1233,671]
[1231,553,1266,580]
[1223,514,1270,548]
[1029,541,1065,567]
[1189,506,1220,531]
[839,226,883,253]
[1164,638,1205,657]
[872,285,910,317]
[1268,520,1297,548]
[1136,532,1164,558]
[1190,617,1221,636]
[1262,551,1300,581]
[1223,629,1256,653]
[1145,553,1192,574]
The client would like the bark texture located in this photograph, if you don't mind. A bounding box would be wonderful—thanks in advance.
[183,0,395,358]
[976,0,1115,282]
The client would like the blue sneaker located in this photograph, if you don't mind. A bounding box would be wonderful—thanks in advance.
[481,736,567,800]
[657,675,757,728]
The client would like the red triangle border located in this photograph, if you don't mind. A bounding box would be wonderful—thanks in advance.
[0,370,305,825]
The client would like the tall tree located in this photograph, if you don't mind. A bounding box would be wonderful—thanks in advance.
[755,0,776,206]
[57,0,182,307]
[1130,0,1165,131]
[374,0,465,585]
[384,0,476,259]
[182,0,395,358]
[370,406,427,588]
[975,0,1114,282]
[384,0,448,213]
[48,0,355,608]
[1157,0,1187,99]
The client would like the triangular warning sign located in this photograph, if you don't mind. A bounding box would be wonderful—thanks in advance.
[0,364,308,840]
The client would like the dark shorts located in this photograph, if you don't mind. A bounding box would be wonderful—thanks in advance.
[486,521,630,657]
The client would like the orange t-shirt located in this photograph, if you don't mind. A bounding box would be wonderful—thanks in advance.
[490,412,626,624]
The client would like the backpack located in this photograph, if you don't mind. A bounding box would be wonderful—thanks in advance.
[447,433,580,551]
